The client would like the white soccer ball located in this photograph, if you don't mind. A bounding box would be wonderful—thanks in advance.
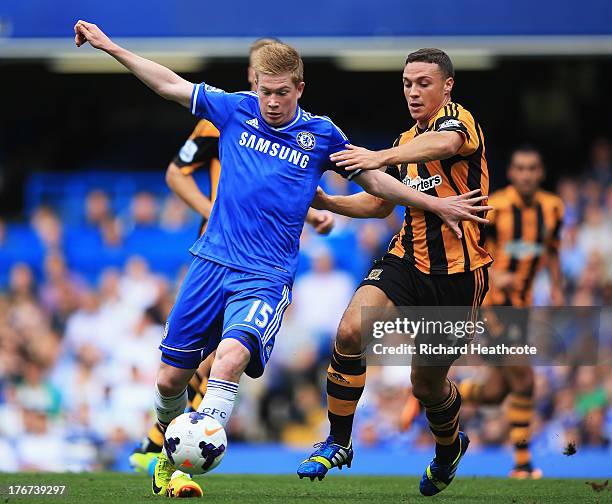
[164,412,227,475]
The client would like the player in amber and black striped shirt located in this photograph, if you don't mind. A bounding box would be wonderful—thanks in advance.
[459,145,564,479]
[298,48,493,497]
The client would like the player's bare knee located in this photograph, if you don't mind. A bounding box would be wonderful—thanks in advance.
[411,371,447,405]
[411,381,435,404]
[212,340,250,382]
[157,366,190,397]
[336,315,363,354]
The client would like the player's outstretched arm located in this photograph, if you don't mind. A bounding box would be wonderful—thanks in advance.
[353,170,491,239]
[311,187,395,219]
[166,163,214,219]
[74,20,193,108]
[330,131,463,171]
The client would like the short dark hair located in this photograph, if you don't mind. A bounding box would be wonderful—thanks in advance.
[509,144,544,166]
[405,48,454,79]
[511,144,542,159]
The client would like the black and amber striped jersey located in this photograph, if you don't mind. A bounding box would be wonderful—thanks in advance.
[386,101,492,275]
[173,119,221,204]
[485,185,564,307]
[172,119,221,236]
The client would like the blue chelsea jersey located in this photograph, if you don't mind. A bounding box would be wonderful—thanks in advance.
[188,83,356,285]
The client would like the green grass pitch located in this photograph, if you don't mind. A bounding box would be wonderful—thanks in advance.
[0,473,610,503]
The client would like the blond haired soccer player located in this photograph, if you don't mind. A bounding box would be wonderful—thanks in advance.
[298,49,491,497]
[129,38,335,477]
[75,23,490,497]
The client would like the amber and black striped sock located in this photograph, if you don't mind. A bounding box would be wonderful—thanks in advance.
[458,379,484,404]
[188,371,208,412]
[326,344,366,447]
[507,392,534,469]
[424,380,462,464]
[141,422,165,453]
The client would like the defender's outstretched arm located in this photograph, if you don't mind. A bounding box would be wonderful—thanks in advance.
[353,169,490,239]
[330,131,464,171]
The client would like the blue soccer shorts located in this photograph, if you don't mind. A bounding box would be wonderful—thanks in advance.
[160,256,292,378]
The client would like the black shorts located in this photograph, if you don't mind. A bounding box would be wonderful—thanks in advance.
[360,254,489,364]
[360,254,488,308]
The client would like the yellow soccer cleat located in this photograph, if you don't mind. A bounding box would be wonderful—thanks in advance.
[166,473,203,498]
[152,452,175,496]
[129,449,158,475]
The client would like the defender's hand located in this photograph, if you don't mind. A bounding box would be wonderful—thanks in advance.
[311,212,334,235]
[311,186,329,210]
[74,20,114,51]
[434,189,492,239]
[330,144,385,171]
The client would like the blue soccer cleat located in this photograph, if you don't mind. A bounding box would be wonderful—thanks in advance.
[419,431,470,496]
[297,436,353,481]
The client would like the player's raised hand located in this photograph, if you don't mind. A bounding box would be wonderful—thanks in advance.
[434,189,492,239]
[330,144,385,171]
[74,20,114,51]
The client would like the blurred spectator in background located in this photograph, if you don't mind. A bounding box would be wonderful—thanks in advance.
[585,137,611,187]
[84,188,125,248]
[559,225,586,288]
[85,189,113,227]
[8,262,36,303]
[577,205,612,257]
[557,178,580,227]
[113,307,163,383]
[571,252,606,306]
[129,191,158,229]
[119,256,160,311]
[39,252,84,331]
[63,287,110,358]
[31,205,63,251]
[98,267,140,340]
[159,195,190,231]
[293,245,355,349]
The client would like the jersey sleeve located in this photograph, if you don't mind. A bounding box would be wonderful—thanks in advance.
[433,104,480,157]
[324,120,362,181]
[172,121,220,175]
[190,83,244,131]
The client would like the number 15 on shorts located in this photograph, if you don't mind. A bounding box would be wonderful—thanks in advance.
[244,300,273,328]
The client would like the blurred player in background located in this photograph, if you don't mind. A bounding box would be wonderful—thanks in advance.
[129,38,335,475]
[458,145,564,478]
[75,22,489,498]
[298,48,491,497]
